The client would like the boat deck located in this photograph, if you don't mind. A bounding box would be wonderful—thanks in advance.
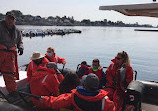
[0,71,27,95]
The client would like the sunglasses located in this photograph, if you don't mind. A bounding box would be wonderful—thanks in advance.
[116,57,122,60]
[47,51,52,53]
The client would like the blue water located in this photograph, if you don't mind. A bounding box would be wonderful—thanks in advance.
[17,26,158,81]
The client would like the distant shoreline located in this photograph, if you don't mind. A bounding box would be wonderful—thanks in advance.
[17,24,157,28]
[0,10,154,28]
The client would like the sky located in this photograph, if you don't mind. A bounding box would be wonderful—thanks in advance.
[1,0,158,26]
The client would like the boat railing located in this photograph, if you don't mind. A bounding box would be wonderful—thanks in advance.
[76,64,138,80]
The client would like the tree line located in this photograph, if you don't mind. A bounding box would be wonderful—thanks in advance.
[0,10,153,27]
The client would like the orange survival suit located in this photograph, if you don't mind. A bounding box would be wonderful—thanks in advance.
[0,21,23,92]
[105,58,133,110]
[30,66,64,109]
[45,53,66,64]
[27,57,49,83]
[76,64,90,79]
[43,86,116,111]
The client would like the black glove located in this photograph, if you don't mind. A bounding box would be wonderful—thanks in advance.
[18,48,23,55]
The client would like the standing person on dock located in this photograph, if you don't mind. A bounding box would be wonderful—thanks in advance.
[27,51,49,83]
[0,11,24,94]
[45,47,66,65]
[104,51,133,111]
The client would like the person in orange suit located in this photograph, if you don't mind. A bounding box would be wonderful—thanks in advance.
[30,62,64,109]
[42,74,116,111]
[104,51,133,111]
[88,59,106,89]
[59,71,81,94]
[27,51,49,83]
[76,61,90,79]
[0,11,23,93]
[45,47,66,65]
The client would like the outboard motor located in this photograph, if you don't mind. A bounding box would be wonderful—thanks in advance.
[124,81,144,111]
[124,80,158,111]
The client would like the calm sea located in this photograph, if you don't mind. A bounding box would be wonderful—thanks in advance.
[17,25,158,81]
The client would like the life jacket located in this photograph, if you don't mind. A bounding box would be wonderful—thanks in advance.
[88,67,103,80]
[30,66,61,109]
[30,57,49,70]
[42,88,116,111]
[71,89,112,111]
[27,57,49,82]
[45,53,58,63]
[105,58,133,90]
[73,93,102,111]
[45,53,66,64]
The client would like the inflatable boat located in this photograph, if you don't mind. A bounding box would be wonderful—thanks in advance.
[1,2,158,111]
[1,63,158,111]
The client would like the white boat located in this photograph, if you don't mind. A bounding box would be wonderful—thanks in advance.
[100,2,158,111]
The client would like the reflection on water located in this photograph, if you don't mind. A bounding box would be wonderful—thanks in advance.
[17,26,158,81]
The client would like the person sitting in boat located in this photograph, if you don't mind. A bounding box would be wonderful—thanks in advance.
[45,46,66,65]
[27,51,49,83]
[58,71,81,111]
[59,71,81,94]
[104,51,133,111]
[42,74,116,111]
[76,61,90,79]
[47,62,64,83]
[87,59,106,89]
[30,62,64,109]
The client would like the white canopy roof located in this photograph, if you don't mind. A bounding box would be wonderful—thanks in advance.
[99,3,158,17]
